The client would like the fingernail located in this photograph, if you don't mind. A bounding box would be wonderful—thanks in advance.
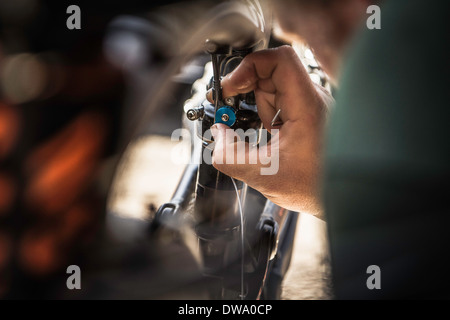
[210,124,218,137]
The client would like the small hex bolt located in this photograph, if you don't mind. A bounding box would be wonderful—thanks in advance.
[224,97,235,106]
[221,114,230,122]
[187,110,197,120]
[186,108,203,121]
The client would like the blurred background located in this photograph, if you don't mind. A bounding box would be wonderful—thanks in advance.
[0,0,331,299]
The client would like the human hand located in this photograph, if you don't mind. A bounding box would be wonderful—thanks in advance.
[209,46,333,219]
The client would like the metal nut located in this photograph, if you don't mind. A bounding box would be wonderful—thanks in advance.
[187,110,197,120]
[186,108,204,121]
[221,114,230,122]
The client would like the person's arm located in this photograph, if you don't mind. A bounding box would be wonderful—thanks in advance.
[209,45,332,219]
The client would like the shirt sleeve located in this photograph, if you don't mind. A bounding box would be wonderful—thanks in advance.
[323,0,450,299]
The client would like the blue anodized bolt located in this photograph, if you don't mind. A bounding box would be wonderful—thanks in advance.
[215,106,236,127]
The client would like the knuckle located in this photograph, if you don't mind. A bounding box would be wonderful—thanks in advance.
[278,44,292,51]
[277,45,295,56]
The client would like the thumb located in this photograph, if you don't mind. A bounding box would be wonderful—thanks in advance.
[210,123,263,182]
[210,123,231,145]
[210,123,242,167]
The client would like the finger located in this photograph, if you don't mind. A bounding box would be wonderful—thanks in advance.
[221,46,315,124]
[221,46,296,97]
[211,124,253,178]
[205,76,275,103]
[257,78,276,94]
[210,123,243,167]
[210,123,276,184]
[210,123,237,145]
[254,89,277,131]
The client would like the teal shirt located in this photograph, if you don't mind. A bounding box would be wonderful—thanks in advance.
[323,0,450,298]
